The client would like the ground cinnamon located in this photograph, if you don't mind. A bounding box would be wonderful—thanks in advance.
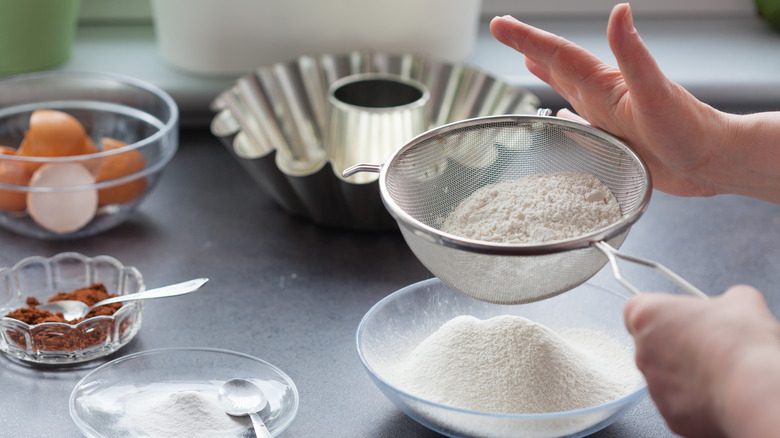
[5,283,120,324]
[49,283,122,318]
[3,283,129,352]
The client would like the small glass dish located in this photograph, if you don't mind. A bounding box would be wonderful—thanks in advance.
[70,347,300,438]
[357,278,648,438]
[0,252,144,365]
[0,70,178,239]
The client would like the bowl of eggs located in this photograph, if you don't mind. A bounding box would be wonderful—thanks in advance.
[0,71,178,239]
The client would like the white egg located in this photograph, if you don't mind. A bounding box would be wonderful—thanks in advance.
[27,163,98,234]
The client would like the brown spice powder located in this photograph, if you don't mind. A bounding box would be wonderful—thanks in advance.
[3,283,129,352]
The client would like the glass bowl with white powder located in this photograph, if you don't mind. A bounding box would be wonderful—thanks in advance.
[69,347,299,438]
[357,278,648,438]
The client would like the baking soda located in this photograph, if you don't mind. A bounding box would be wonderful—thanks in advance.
[119,384,251,437]
[385,315,641,414]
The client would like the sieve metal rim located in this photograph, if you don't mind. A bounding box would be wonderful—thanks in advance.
[377,114,653,256]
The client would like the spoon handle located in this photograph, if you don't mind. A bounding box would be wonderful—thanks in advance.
[91,278,209,308]
[248,412,273,438]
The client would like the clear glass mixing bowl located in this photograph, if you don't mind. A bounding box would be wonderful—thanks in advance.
[0,71,178,239]
[357,278,648,438]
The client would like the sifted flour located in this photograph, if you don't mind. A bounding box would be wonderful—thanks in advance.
[441,172,622,244]
[385,315,641,414]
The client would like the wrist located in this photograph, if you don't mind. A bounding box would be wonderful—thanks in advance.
[712,111,780,203]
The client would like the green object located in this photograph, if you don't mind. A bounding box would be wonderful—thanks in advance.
[756,0,780,32]
[0,0,81,75]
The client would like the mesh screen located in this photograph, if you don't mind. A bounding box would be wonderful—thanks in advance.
[384,117,649,304]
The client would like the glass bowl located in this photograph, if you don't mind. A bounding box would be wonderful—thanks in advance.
[0,252,144,365]
[70,347,300,438]
[0,71,178,239]
[356,278,648,438]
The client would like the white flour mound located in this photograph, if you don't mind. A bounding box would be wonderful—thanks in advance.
[386,315,641,414]
[120,387,250,437]
[441,172,622,244]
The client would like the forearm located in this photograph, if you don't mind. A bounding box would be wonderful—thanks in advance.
[713,111,780,204]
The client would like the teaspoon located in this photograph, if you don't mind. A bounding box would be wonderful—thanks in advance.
[37,278,208,321]
[218,378,272,438]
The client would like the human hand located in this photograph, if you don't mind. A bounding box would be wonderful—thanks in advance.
[490,3,736,199]
[624,285,780,438]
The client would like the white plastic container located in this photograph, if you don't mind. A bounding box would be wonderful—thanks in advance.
[151,0,483,76]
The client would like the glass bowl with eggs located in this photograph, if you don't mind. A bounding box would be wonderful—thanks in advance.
[357,278,648,438]
[0,71,178,239]
[0,252,145,365]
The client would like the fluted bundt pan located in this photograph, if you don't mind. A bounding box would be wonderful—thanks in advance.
[210,50,539,230]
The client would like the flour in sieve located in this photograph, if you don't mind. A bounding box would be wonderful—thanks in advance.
[384,315,641,414]
[441,172,622,244]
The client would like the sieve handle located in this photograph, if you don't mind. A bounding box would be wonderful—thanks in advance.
[342,163,381,178]
[593,241,708,298]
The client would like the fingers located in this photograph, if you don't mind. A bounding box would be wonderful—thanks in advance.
[722,284,764,301]
[490,6,682,122]
[524,58,551,85]
[606,3,676,114]
[722,284,773,317]
[624,291,702,335]
[490,15,562,67]
[624,285,777,438]
[490,15,609,105]
[624,292,669,335]
[490,16,560,91]
[624,285,768,337]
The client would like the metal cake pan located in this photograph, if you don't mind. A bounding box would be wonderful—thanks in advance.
[210,50,539,230]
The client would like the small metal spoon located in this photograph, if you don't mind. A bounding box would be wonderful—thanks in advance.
[37,278,208,321]
[218,378,272,438]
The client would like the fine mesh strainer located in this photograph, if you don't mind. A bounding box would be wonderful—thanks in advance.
[344,114,707,304]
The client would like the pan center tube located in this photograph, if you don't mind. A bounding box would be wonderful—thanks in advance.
[327,73,430,184]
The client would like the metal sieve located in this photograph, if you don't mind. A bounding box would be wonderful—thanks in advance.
[344,114,707,304]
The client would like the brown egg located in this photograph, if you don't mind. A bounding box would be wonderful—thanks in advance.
[0,147,32,212]
[18,110,97,158]
[95,138,148,206]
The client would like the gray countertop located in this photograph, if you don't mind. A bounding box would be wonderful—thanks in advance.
[3,128,780,437]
